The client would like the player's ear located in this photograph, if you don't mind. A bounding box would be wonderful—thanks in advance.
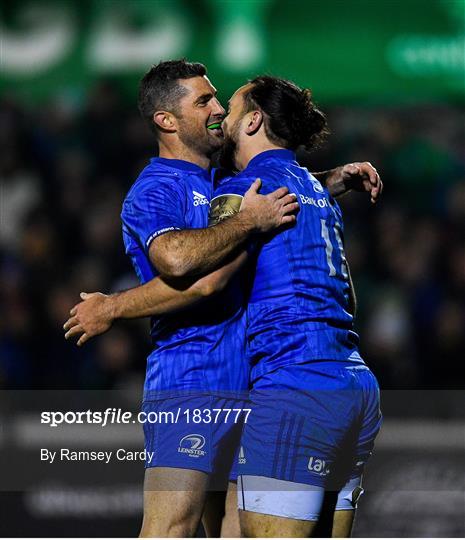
[153,111,177,133]
[245,110,263,136]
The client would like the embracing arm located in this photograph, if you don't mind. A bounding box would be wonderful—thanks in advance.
[151,210,251,278]
[64,183,259,346]
[151,179,296,278]
[107,251,247,319]
[63,252,247,346]
[313,162,383,203]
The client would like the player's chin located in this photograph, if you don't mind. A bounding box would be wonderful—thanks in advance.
[208,133,224,151]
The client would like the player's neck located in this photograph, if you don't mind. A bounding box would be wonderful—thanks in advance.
[236,140,285,171]
[157,140,210,170]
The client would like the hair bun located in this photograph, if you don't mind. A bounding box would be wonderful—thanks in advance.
[291,89,328,151]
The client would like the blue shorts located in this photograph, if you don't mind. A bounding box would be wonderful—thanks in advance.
[238,362,382,490]
[142,394,248,487]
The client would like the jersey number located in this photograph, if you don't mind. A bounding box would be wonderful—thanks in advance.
[320,218,349,279]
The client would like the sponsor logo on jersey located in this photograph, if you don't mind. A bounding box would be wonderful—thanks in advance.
[178,434,207,458]
[307,456,330,476]
[193,190,209,206]
[238,446,246,465]
[299,194,329,208]
[310,177,325,194]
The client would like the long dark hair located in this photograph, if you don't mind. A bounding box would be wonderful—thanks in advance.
[243,75,329,151]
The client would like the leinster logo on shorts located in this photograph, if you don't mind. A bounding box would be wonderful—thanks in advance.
[178,434,207,458]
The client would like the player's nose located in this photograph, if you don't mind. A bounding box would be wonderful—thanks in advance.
[211,98,225,117]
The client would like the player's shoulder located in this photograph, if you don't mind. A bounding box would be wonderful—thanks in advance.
[213,169,255,198]
[124,160,185,205]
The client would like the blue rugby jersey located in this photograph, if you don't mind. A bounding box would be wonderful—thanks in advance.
[121,157,248,397]
[212,149,363,383]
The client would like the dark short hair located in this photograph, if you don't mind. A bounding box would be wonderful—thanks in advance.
[242,75,328,151]
[138,59,207,136]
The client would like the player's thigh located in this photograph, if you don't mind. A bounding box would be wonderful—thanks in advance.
[240,510,317,538]
[141,466,209,537]
[238,489,354,538]
[221,481,240,537]
[238,483,355,538]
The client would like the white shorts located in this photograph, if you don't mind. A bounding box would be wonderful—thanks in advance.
[238,475,363,521]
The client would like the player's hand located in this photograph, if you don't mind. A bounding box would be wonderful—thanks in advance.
[326,162,383,203]
[63,292,115,346]
[240,178,299,233]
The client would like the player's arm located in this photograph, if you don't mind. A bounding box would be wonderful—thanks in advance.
[63,252,247,346]
[64,188,252,346]
[151,179,297,279]
[313,162,383,203]
[115,189,252,315]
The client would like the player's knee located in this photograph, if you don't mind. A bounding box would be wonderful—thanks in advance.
[141,501,201,537]
[166,518,198,538]
[140,513,199,538]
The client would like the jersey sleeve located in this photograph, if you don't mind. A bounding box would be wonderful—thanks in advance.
[121,177,186,253]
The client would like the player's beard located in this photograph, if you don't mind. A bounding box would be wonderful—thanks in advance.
[177,119,222,161]
[218,118,241,172]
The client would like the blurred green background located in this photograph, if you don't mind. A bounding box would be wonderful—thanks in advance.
[2,0,464,103]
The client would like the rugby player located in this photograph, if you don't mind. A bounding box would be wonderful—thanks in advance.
[64,61,382,538]
[208,76,383,537]
[103,60,298,539]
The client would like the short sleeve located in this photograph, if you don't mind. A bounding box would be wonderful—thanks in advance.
[121,177,186,252]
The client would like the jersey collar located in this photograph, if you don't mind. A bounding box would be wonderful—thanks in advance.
[247,149,296,169]
[150,157,209,176]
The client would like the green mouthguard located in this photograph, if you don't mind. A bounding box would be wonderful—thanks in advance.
[207,122,222,130]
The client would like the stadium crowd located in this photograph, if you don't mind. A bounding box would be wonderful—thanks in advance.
[1,82,464,390]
